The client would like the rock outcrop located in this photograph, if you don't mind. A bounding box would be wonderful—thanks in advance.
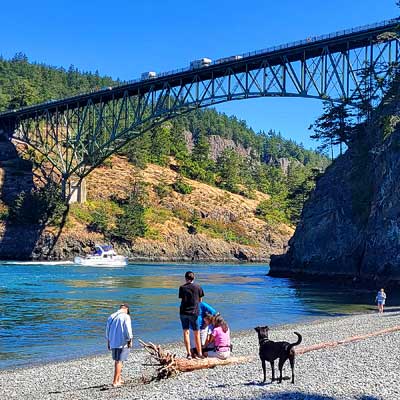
[270,91,400,286]
[183,130,253,161]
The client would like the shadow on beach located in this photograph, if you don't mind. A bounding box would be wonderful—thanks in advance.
[200,392,380,400]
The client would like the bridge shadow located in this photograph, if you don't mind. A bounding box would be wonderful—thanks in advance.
[0,133,64,260]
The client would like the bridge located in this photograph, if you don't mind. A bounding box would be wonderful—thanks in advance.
[0,17,399,199]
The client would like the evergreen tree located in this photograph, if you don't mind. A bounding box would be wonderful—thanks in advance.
[215,149,242,192]
[113,188,147,241]
[309,101,355,157]
[192,131,211,166]
[8,78,39,109]
[149,123,172,165]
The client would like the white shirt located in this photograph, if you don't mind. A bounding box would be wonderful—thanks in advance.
[106,310,133,348]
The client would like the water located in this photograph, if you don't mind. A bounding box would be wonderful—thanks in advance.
[0,262,394,370]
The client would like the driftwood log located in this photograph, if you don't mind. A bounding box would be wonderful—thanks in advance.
[296,325,400,355]
[139,339,251,380]
[139,325,400,381]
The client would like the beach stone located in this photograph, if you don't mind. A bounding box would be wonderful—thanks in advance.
[0,311,399,399]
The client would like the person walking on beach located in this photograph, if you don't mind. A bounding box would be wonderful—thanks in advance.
[375,288,387,314]
[106,304,133,387]
[179,271,204,359]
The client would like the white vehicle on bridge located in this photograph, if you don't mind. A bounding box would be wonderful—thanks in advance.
[141,71,157,80]
[215,55,243,64]
[190,58,212,69]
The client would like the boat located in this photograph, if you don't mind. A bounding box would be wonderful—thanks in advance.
[74,244,128,267]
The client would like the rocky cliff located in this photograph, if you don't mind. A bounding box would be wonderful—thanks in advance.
[270,89,400,286]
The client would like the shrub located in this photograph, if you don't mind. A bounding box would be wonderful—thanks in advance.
[101,158,113,168]
[172,207,192,222]
[173,177,193,195]
[112,192,147,241]
[9,182,66,225]
[155,182,172,198]
[88,206,111,234]
[255,199,288,225]
[145,207,173,224]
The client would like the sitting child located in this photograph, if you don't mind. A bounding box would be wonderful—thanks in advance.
[204,314,231,360]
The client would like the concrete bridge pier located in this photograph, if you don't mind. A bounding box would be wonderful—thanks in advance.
[62,176,87,204]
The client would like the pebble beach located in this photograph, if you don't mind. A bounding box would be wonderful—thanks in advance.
[1,310,399,400]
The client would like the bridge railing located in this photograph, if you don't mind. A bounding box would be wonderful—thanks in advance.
[59,17,400,91]
[105,18,400,90]
[240,17,400,58]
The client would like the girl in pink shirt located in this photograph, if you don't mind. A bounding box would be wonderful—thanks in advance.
[206,314,231,360]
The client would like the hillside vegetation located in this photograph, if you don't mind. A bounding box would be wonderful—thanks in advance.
[0,53,328,260]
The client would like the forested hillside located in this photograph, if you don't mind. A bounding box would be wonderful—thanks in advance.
[0,53,328,249]
[0,53,115,110]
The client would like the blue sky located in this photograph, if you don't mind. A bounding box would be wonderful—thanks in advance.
[0,0,398,149]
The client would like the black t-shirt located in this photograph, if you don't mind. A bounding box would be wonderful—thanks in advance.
[179,282,204,316]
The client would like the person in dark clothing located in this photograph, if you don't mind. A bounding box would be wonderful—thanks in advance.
[179,271,204,359]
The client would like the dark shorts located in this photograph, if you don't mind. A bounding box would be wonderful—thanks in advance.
[180,314,199,330]
[112,347,130,362]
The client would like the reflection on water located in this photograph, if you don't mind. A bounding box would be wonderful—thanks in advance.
[0,262,398,369]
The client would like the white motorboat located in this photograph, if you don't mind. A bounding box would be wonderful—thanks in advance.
[74,244,128,267]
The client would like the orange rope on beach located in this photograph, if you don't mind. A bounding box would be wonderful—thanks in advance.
[296,325,400,355]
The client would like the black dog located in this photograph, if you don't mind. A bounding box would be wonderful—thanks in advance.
[254,326,302,384]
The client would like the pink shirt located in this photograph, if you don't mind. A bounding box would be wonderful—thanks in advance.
[212,326,230,349]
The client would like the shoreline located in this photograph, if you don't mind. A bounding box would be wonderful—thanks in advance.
[1,310,399,400]
[1,309,372,373]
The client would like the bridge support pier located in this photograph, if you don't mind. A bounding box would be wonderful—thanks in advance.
[68,178,87,204]
[62,176,87,204]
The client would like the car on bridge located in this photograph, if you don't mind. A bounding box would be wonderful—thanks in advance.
[215,55,243,64]
[141,71,157,80]
[190,58,212,69]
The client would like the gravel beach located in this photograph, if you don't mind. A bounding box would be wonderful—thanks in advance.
[1,310,399,400]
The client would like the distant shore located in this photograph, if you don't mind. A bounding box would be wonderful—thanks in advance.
[1,310,399,400]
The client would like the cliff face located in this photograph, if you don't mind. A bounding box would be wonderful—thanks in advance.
[183,130,253,161]
[270,101,400,286]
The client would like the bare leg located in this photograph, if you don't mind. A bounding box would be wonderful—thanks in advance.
[113,361,123,386]
[193,329,202,356]
[183,329,191,356]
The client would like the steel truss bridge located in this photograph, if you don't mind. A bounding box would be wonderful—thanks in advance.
[0,17,399,194]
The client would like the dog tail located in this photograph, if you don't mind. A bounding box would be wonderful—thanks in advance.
[288,332,302,351]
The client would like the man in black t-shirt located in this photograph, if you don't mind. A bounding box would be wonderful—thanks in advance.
[179,271,204,359]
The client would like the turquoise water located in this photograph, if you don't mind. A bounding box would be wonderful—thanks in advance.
[0,262,390,370]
